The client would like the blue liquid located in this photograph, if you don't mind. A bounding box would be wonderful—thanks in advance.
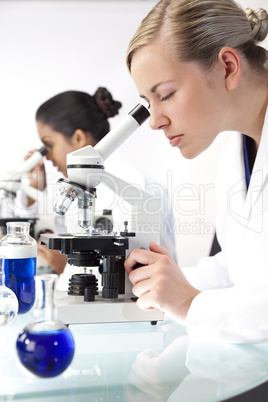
[4,257,36,314]
[16,328,75,378]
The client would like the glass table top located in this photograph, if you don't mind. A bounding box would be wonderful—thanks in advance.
[1,310,268,401]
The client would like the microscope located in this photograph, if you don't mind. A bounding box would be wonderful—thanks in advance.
[0,147,55,239]
[41,104,164,325]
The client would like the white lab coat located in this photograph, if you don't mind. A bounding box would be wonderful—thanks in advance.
[184,106,268,343]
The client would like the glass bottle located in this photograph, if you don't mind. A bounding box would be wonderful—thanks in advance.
[16,274,75,378]
[0,254,18,326]
[0,222,36,314]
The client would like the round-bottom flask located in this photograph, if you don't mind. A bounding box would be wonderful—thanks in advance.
[16,274,75,378]
[0,255,18,326]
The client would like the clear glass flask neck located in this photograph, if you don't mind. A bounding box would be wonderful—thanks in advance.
[34,274,58,323]
[7,222,30,235]
[5,222,32,244]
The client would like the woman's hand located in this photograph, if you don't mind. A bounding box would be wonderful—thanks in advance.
[125,242,200,324]
[37,237,67,275]
[24,149,46,206]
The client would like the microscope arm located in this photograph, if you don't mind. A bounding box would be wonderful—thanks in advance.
[101,170,160,230]
[101,170,161,248]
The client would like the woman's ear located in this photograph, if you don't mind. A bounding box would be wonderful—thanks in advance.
[218,47,241,91]
[71,129,89,149]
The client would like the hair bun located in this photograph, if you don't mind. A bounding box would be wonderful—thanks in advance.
[245,7,268,42]
[93,87,122,118]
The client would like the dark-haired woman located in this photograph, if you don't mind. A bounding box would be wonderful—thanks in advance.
[25,87,123,274]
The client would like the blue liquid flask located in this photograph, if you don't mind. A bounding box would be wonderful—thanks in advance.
[16,274,75,378]
[0,222,36,314]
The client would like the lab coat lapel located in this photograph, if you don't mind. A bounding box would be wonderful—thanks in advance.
[223,133,247,229]
[244,107,268,219]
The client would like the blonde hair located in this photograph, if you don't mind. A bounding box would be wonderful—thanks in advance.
[126,0,268,73]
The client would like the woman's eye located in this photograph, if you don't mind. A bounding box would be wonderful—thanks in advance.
[160,92,175,102]
[45,143,53,149]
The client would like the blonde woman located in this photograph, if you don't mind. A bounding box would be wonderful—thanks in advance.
[124,0,268,343]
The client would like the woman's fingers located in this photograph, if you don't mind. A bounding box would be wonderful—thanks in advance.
[125,243,172,275]
[125,248,153,275]
[149,241,172,258]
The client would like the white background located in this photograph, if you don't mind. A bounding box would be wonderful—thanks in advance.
[0,0,267,267]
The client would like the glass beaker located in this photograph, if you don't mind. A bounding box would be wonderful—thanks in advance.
[0,255,18,326]
[0,222,37,314]
[16,274,75,378]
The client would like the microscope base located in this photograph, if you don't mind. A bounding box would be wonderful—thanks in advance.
[56,293,164,325]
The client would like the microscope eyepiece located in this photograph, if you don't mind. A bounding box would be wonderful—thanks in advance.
[38,146,48,156]
[128,104,150,125]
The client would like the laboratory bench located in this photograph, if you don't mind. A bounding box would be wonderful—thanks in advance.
[1,310,268,402]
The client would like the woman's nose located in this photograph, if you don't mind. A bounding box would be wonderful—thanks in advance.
[149,107,169,131]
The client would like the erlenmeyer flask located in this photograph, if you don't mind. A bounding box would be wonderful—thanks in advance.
[0,255,18,326]
[0,221,37,314]
[16,274,75,378]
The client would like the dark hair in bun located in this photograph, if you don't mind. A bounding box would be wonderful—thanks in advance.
[36,87,122,142]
